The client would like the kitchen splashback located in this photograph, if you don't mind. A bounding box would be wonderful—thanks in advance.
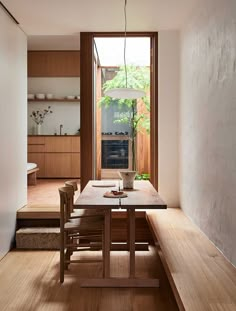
[28,77,80,135]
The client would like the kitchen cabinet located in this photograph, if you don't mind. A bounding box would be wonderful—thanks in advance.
[27,136,80,178]
[28,51,80,77]
[71,154,80,177]
[71,136,80,152]
[45,153,71,177]
[44,137,71,153]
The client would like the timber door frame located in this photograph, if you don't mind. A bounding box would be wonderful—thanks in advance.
[80,32,158,190]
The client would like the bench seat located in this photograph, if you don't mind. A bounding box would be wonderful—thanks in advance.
[146,208,236,311]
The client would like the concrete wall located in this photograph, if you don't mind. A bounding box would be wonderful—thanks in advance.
[158,31,180,208]
[0,7,27,259]
[180,0,236,265]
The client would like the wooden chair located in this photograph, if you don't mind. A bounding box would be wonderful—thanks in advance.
[59,186,105,283]
[64,180,104,217]
[65,180,78,192]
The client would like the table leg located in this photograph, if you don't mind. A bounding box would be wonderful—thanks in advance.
[104,209,111,278]
[80,208,160,288]
[127,209,130,250]
[129,209,135,278]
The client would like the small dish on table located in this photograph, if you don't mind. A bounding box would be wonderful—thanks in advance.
[103,190,128,198]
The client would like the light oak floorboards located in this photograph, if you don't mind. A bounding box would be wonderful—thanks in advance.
[27,179,80,206]
[0,247,178,311]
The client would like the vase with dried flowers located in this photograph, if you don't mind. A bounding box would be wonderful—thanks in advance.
[30,106,53,135]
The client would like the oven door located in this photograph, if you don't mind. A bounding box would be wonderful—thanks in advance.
[102,140,129,169]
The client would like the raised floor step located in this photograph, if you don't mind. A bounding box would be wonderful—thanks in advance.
[17,204,60,219]
[16,227,60,249]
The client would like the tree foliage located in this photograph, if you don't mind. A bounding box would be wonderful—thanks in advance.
[100,65,150,107]
[100,65,150,133]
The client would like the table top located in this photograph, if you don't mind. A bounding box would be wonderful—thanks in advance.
[75,180,167,210]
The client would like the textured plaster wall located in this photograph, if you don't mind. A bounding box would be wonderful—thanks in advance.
[158,31,180,207]
[180,0,236,265]
[0,8,27,259]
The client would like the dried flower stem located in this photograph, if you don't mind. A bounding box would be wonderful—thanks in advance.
[30,106,53,125]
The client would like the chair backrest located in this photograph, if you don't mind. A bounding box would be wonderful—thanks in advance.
[59,186,74,224]
[65,180,78,212]
[65,180,78,191]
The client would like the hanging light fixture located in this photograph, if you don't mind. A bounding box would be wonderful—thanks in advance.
[105,0,146,99]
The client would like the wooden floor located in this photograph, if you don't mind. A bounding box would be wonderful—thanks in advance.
[19,179,80,220]
[0,247,178,311]
[27,178,80,205]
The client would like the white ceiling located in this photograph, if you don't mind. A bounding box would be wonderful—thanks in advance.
[2,0,198,49]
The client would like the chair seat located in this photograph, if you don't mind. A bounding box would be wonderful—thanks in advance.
[72,208,104,217]
[65,216,103,231]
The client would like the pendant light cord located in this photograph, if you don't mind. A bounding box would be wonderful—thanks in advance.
[105,0,145,99]
[124,0,128,88]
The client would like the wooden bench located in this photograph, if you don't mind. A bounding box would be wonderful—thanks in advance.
[146,207,236,311]
[27,167,39,185]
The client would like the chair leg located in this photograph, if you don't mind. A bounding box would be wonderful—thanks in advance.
[60,229,64,283]
[65,233,71,270]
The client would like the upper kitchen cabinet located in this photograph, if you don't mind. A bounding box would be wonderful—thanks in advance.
[28,51,80,77]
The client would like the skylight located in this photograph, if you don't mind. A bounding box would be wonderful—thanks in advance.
[94,37,150,67]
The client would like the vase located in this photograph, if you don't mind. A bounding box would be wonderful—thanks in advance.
[118,171,136,189]
[36,124,42,135]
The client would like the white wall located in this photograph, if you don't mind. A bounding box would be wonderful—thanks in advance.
[28,78,80,135]
[180,0,236,265]
[0,8,27,259]
[158,31,180,207]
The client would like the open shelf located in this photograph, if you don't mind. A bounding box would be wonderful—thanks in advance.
[28,98,80,103]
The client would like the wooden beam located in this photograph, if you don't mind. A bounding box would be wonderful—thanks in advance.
[150,32,159,190]
[80,33,94,190]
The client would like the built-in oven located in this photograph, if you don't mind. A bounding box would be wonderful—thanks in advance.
[102,140,129,169]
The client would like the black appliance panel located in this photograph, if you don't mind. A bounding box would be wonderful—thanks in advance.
[102,140,128,169]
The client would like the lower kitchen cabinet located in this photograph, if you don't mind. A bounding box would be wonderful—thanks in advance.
[28,136,80,178]
[71,154,80,177]
[45,153,71,177]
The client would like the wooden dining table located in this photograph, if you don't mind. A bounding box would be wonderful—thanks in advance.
[74,180,167,287]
